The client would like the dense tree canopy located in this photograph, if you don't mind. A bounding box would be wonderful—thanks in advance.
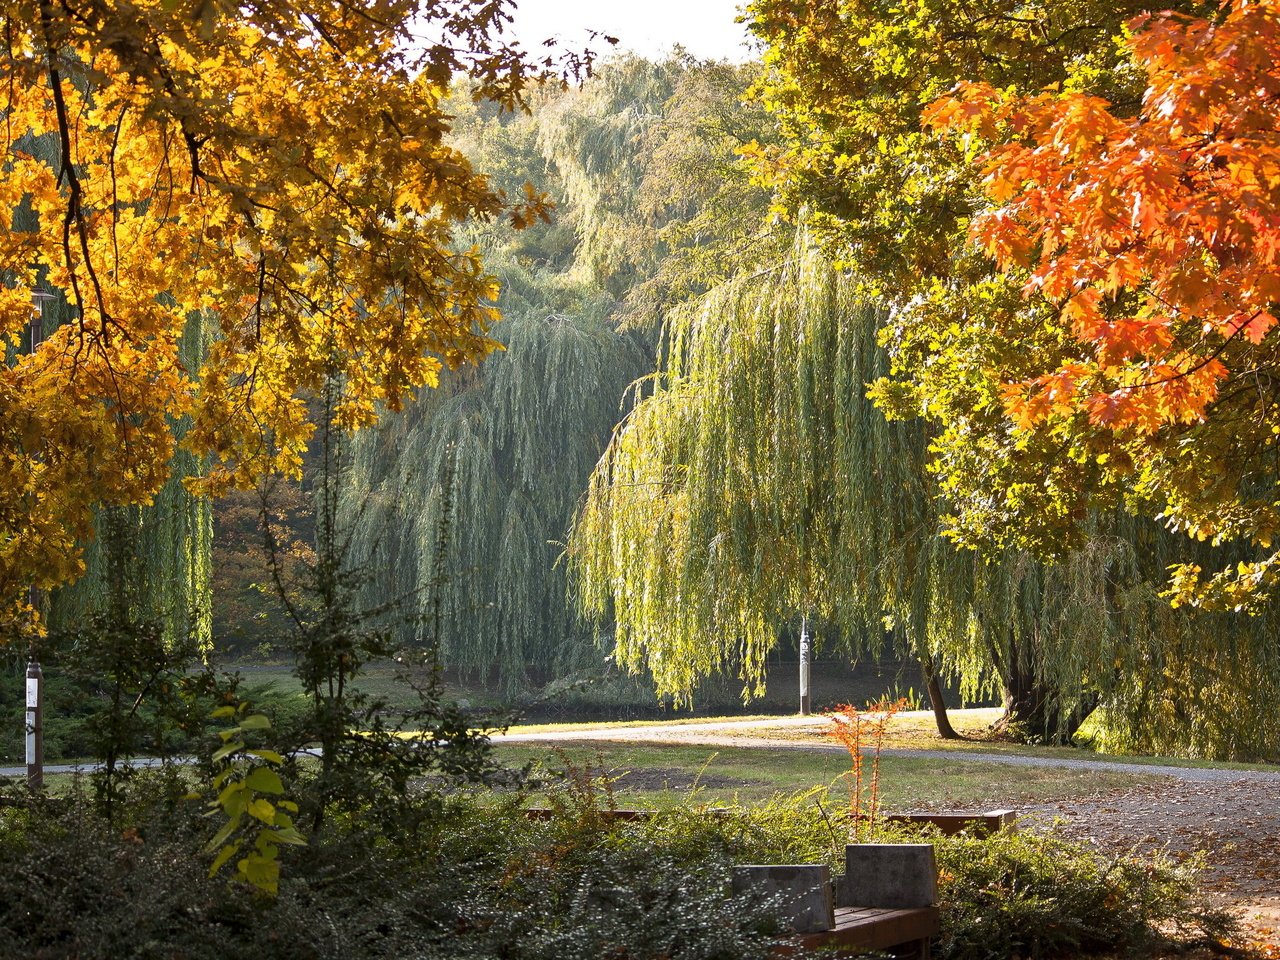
[741,0,1202,560]
[0,0,578,640]
[339,57,753,687]
[925,0,1280,611]
[562,4,1280,755]
[569,221,1280,755]
[744,0,1280,612]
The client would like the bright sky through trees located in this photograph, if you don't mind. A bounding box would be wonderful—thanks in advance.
[508,0,753,62]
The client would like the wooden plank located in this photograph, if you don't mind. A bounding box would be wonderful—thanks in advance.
[522,807,733,822]
[795,906,939,954]
[864,810,1017,836]
[522,808,657,822]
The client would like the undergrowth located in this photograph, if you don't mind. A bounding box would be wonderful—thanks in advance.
[0,759,1236,960]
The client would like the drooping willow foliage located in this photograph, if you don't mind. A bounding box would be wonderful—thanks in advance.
[335,56,710,689]
[49,312,213,649]
[568,230,1280,757]
[535,55,683,293]
[342,284,648,689]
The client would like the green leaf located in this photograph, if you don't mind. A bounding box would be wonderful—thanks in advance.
[271,826,307,846]
[245,748,284,765]
[216,780,245,808]
[237,855,280,896]
[203,817,240,854]
[212,740,245,763]
[208,839,242,877]
[243,767,285,795]
[248,798,276,824]
[237,714,272,731]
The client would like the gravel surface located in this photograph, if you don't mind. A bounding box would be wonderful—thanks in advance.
[1028,775,1280,946]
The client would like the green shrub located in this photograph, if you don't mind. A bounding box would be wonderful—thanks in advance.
[929,824,1233,960]
[0,772,1233,960]
[0,777,787,960]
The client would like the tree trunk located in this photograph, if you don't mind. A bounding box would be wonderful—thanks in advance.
[994,642,1093,744]
[919,658,962,740]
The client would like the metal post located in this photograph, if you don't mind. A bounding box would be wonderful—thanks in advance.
[799,614,811,716]
[25,659,42,791]
[24,289,54,793]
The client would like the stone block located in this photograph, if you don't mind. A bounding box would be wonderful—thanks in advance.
[837,844,937,909]
[732,864,834,933]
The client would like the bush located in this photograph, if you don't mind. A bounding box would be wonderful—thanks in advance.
[0,776,787,960]
[0,771,1233,960]
[927,824,1232,960]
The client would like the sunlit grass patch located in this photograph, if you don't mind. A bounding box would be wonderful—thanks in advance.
[491,742,1159,810]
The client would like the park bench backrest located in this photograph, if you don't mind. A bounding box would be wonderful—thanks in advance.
[836,844,938,909]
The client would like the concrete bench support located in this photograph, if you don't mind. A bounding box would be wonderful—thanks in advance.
[733,864,835,934]
[838,843,938,910]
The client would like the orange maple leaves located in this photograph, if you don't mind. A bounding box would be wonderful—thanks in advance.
[925,0,1280,434]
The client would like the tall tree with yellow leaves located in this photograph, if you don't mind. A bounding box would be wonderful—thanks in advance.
[0,0,579,640]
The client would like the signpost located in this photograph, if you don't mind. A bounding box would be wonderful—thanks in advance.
[25,660,42,791]
[25,289,55,792]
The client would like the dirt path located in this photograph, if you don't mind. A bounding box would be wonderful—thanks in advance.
[1028,776,1280,944]
[499,717,1280,943]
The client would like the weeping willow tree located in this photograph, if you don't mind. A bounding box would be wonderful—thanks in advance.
[336,56,730,690]
[343,281,648,688]
[534,54,683,294]
[49,310,213,648]
[569,229,1280,757]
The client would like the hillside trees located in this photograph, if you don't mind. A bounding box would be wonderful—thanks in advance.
[0,0,586,642]
[339,57,739,687]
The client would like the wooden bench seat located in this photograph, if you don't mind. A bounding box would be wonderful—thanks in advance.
[795,905,940,958]
[873,809,1016,837]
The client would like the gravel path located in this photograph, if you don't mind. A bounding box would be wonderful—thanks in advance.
[498,716,1280,782]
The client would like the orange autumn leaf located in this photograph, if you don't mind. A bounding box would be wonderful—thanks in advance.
[929,0,1280,436]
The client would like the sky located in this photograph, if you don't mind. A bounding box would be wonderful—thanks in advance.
[506,0,755,64]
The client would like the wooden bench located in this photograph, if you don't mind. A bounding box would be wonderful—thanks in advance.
[875,809,1016,837]
[524,806,1016,837]
[522,806,732,822]
[522,806,659,822]
[794,905,940,959]
[738,844,941,959]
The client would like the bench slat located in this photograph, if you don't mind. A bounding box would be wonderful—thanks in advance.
[797,905,940,954]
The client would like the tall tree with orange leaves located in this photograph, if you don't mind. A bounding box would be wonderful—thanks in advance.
[925,0,1280,610]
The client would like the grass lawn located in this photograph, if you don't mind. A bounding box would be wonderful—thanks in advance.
[491,741,1158,811]
[704,708,1280,772]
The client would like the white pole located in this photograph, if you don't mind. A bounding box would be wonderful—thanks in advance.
[25,289,54,793]
[799,615,811,716]
[25,660,42,791]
